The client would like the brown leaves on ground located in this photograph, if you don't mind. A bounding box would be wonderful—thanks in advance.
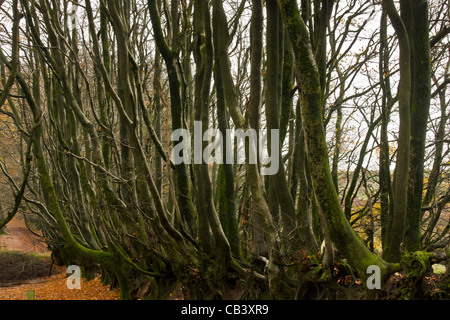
[0,216,120,300]
[0,266,119,300]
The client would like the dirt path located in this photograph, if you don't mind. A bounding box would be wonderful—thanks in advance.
[0,216,119,300]
[0,216,48,254]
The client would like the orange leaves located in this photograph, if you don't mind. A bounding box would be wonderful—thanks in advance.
[0,270,119,300]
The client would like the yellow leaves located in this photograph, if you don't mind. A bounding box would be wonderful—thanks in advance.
[350,200,383,254]
[388,144,397,155]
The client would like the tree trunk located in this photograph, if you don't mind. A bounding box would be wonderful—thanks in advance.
[214,0,289,297]
[379,9,395,255]
[148,0,197,231]
[404,0,431,252]
[265,0,301,255]
[279,0,397,283]
[381,0,412,263]
[213,19,241,260]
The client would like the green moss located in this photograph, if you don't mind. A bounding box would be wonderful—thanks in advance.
[400,251,433,278]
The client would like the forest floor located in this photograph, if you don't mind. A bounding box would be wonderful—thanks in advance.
[0,215,119,300]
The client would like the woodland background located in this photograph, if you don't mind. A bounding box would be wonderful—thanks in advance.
[0,0,449,300]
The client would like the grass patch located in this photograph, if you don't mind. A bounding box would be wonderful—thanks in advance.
[0,250,58,283]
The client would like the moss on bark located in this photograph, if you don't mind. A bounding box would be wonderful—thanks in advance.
[279,0,398,288]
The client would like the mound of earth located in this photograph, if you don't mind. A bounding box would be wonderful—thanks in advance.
[0,215,60,287]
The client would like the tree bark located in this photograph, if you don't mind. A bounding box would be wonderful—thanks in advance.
[382,0,412,263]
[213,0,288,297]
[279,0,397,283]
[404,0,431,252]
[148,0,197,231]
[265,0,301,255]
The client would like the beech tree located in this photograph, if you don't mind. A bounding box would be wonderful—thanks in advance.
[0,0,449,300]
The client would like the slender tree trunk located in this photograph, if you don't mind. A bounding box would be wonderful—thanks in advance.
[193,0,214,254]
[248,0,268,259]
[423,70,449,208]
[148,0,197,231]
[280,32,294,144]
[382,0,412,263]
[331,107,342,192]
[314,0,334,102]
[379,9,395,254]
[197,0,233,276]
[265,0,301,254]
[213,17,241,260]
[343,116,380,220]
[404,0,431,252]
[153,27,163,195]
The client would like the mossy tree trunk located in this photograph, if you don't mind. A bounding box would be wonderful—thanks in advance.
[265,0,302,257]
[278,0,398,284]
[148,0,197,232]
[381,0,412,263]
[403,0,431,253]
[214,0,292,297]
[378,9,395,254]
[193,0,234,273]
[213,16,241,260]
